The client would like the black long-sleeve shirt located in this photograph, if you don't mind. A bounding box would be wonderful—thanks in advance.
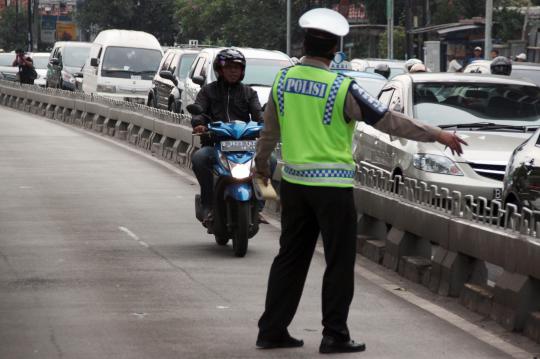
[191,79,263,128]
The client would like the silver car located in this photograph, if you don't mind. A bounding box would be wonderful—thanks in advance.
[354,73,540,200]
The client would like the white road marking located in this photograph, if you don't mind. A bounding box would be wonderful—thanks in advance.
[119,226,149,248]
[19,186,32,189]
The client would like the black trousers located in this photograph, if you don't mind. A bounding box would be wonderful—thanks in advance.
[258,180,357,341]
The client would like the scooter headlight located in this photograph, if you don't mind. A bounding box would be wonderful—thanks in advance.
[229,160,252,179]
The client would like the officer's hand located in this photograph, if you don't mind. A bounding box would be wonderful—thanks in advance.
[437,130,468,156]
[193,125,208,134]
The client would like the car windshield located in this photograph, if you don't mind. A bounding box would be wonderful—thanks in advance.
[176,53,197,80]
[0,54,13,66]
[64,46,91,68]
[243,58,292,87]
[366,66,406,79]
[32,56,49,69]
[413,82,540,127]
[101,46,162,80]
[511,68,540,87]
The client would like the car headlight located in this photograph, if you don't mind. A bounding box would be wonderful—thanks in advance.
[413,154,463,176]
[62,71,76,84]
[229,160,252,179]
[97,84,116,93]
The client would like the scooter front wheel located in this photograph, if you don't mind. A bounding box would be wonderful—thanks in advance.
[232,201,250,257]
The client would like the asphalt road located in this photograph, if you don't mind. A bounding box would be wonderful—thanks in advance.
[0,107,536,358]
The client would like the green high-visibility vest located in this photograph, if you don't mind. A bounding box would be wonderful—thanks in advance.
[273,64,355,187]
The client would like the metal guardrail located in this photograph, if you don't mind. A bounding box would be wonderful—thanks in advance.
[357,168,540,238]
[2,80,540,343]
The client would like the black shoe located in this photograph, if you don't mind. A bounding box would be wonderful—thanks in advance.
[256,335,304,349]
[319,336,366,354]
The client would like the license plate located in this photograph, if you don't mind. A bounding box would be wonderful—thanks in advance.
[130,75,141,80]
[220,140,257,152]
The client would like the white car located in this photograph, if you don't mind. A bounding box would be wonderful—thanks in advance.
[31,52,50,87]
[182,47,293,113]
[0,52,18,82]
[355,72,540,200]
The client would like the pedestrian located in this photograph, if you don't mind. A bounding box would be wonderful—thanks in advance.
[490,49,499,59]
[447,55,463,73]
[254,7,467,354]
[12,49,36,85]
[515,53,527,62]
[468,46,483,64]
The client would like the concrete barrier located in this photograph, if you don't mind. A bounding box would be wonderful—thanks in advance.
[2,80,540,343]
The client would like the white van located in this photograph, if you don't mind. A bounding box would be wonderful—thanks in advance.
[82,29,163,103]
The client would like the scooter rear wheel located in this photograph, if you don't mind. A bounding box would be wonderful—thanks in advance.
[233,202,250,257]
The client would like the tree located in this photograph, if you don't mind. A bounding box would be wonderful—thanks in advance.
[378,27,406,59]
[76,0,179,45]
[0,7,28,51]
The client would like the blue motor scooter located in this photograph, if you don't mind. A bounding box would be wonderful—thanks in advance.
[187,104,262,257]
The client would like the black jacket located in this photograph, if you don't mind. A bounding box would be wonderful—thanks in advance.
[191,79,263,128]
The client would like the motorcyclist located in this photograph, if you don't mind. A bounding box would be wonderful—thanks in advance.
[191,48,263,221]
[490,56,512,76]
[374,63,390,79]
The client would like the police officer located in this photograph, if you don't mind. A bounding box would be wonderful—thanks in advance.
[490,56,512,76]
[254,8,466,354]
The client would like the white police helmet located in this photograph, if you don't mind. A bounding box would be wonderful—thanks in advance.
[299,8,349,37]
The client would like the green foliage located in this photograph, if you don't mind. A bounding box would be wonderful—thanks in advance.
[378,27,406,59]
[493,7,524,42]
[0,7,28,51]
[76,0,178,45]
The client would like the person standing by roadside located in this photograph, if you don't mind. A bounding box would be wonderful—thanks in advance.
[467,46,483,64]
[254,8,467,354]
[12,49,35,85]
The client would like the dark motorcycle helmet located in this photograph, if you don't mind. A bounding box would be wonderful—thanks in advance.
[374,63,390,79]
[213,48,246,81]
[490,56,512,76]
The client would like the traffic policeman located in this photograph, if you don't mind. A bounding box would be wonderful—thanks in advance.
[254,8,466,354]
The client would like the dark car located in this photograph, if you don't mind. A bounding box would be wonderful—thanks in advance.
[47,41,92,90]
[147,48,199,113]
[503,128,540,211]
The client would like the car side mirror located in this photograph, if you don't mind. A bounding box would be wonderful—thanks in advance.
[159,70,178,86]
[50,58,60,66]
[393,103,403,113]
[90,58,99,67]
[192,75,205,86]
[187,103,204,116]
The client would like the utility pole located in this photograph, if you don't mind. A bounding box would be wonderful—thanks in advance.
[522,0,531,41]
[286,0,291,56]
[485,0,493,60]
[27,0,32,51]
[387,0,393,59]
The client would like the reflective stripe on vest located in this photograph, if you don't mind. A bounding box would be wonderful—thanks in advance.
[282,163,356,185]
